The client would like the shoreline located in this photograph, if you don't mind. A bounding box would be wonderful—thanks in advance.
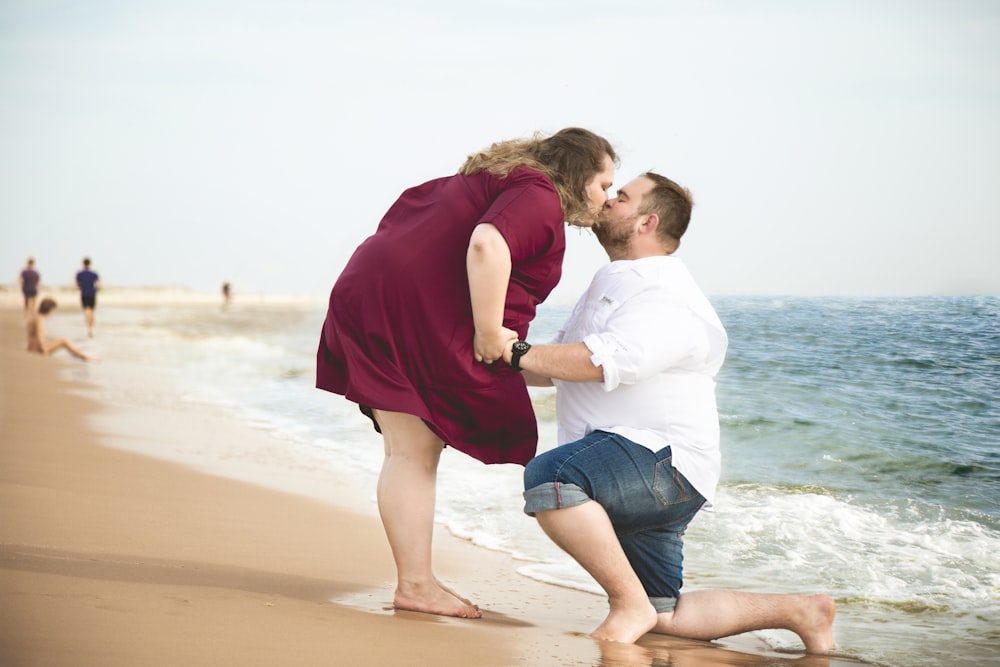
[0,303,868,666]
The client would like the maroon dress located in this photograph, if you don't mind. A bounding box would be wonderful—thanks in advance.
[316,167,566,465]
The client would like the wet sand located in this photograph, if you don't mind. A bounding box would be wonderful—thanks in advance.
[0,299,869,666]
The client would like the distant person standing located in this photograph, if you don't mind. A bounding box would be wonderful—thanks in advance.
[19,257,40,318]
[75,257,100,337]
[222,281,232,307]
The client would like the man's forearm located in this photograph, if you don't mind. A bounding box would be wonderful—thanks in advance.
[516,342,603,383]
[521,369,553,387]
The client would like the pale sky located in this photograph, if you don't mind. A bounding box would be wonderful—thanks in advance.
[2,0,998,301]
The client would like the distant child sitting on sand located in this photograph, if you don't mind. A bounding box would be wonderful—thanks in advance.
[26,298,98,362]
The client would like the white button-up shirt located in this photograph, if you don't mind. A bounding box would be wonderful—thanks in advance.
[552,256,728,507]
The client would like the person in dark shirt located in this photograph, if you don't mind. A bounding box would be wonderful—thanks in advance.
[19,257,40,318]
[75,257,101,337]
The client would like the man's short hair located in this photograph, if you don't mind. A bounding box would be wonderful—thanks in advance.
[640,172,694,249]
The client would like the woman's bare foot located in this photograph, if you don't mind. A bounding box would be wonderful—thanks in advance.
[436,578,480,610]
[394,581,482,618]
[795,594,837,654]
[590,597,658,643]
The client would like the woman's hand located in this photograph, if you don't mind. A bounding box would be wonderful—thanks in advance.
[473,326,518,364]
[500,338,516,365]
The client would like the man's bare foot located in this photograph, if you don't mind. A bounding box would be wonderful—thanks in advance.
[394,581,482,618]
[597,640,655,666]
[796,594,837,654]
[590,598,658,643]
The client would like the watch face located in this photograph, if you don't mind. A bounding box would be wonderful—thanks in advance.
[513,341,530,353]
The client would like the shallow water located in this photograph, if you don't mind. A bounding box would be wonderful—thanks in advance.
[62,294,1000,667]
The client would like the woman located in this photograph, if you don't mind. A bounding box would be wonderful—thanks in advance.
[27,298,97,362]
[317,127,617,618]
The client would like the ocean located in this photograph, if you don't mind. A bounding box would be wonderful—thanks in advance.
[55,292,999,667]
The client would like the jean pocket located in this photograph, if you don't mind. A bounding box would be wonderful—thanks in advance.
[651,457,695,506]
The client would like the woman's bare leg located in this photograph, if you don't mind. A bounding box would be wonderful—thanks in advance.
[45,338,97,362]
[373,409,481,618]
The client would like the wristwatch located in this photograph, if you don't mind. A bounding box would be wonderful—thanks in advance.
[510,340,532,372]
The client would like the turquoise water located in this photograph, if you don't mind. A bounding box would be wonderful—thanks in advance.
[715,295,999,523]
[71,294,1000,667]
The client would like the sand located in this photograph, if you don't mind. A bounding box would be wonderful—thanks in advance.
[0,298,867,667]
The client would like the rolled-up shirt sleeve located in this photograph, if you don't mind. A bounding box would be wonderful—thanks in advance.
[582,289,702,392]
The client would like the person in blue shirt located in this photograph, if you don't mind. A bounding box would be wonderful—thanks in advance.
[75,257,101,337]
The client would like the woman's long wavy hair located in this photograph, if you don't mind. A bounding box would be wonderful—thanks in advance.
[459,127,618,224]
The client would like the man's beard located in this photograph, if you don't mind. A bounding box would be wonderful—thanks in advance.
[593,211,638,256]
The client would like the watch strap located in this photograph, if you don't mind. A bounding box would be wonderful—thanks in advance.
[511,340,531,372]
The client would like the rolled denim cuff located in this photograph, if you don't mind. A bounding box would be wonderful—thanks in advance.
[649,596,678,613]
[523,482,592,517]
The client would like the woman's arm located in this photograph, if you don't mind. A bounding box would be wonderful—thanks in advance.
[467,223,517,363]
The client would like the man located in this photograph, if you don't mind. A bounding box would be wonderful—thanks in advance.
[75,257,100,337]
[502,172,836,652]
[19,257,40,318]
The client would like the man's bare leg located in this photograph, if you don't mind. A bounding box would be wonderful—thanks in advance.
[374,409,481,618]
[652,589,836,653]
[535,501,657,642]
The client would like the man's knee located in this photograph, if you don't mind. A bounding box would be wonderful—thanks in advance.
[524,449,561,490]
[524,450,596,516]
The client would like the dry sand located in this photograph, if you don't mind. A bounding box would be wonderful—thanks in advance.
[0,300,867,666]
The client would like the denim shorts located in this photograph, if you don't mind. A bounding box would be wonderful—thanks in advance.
[523,430,706,612]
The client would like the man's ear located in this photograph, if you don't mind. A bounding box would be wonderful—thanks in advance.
[639,212,659,235]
